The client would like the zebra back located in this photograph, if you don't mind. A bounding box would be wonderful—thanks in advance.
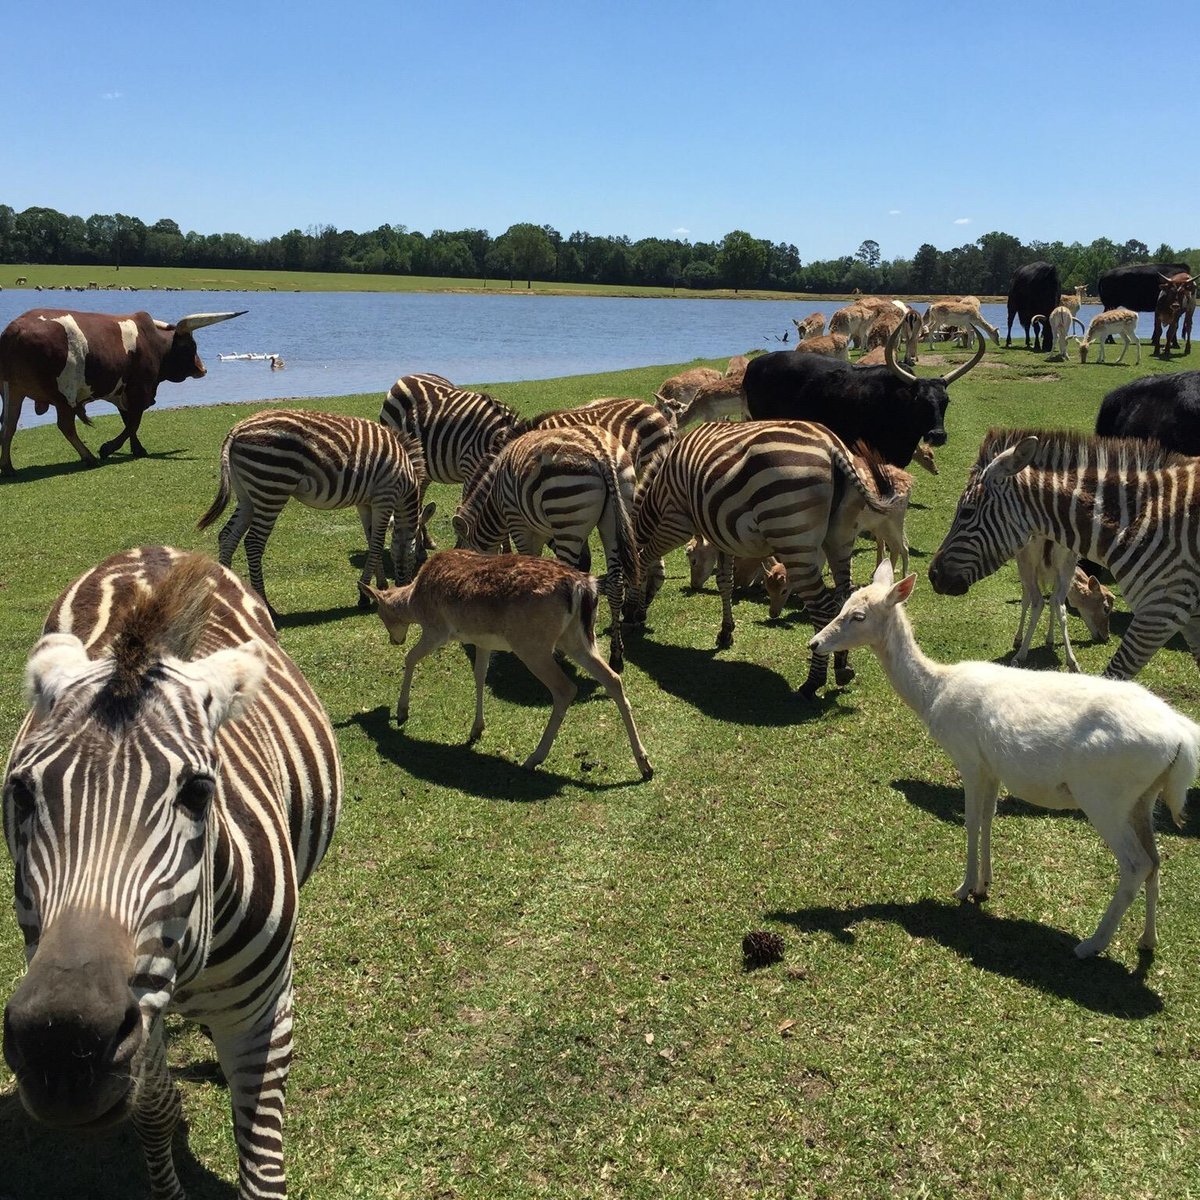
[381,373,521,485]
[527,396,675,482]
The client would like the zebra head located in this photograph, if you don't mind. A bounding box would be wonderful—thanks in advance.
[2,586,268,1133]
[928,435,1040,596]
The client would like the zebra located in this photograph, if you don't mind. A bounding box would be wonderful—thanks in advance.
[451,423,639,671]
[929,427,1200,681]
[198,408,430,620]
[627,420,898,698]
[527,396,676,481]
[2,546,342,1200]
[380,372,521,488]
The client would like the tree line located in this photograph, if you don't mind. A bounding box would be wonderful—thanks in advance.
[0,203,1193,296]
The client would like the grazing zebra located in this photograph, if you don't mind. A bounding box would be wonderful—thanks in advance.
[929,428,1200,680]
[198,408,429,619]
[451,424,639,671]
[380,372,521,487]
[528,396,676,480]
[2,546,342,1200]
[627,420,897,698]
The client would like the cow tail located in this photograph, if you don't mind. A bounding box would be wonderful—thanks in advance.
[196,432,234,530]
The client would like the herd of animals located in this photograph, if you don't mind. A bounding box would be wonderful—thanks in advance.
[2,256,1200,1199]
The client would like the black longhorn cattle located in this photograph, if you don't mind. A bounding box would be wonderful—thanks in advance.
[0,307,246,474]
[1097,262,1192,313]
[1094,370,1200,454]
[1006,261,1060,351]
[742,323,987,467]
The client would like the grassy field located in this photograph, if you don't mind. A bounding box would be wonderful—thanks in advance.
[1,346,1199,1199]
[0,262,815,301]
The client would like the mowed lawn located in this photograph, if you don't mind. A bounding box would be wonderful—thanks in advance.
[1,345,1199,1199]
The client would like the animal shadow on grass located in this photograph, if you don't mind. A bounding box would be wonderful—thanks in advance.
[767,898,1162,1017]
[341,704,640,800]
[623,629,843,727]
[275,601,364,630]
[1,446,193,486]
[0,1091,235,1200]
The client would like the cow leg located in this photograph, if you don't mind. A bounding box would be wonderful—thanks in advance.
[0,384,26,475]
[101,405,147,458]
[55,403,100,467]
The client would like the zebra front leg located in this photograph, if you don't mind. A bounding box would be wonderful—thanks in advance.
[789,564,837,699]
[715,553,736,649]
[211,986,296,1200]
[130,1020,186,1200]
[358,502,390,605]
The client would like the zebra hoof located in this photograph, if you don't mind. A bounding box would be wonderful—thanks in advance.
[794,682,822,702]
[834,666,856,687]
[357,590,373,610]
[609,654,624,674]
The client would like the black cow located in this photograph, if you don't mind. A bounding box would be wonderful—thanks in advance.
[1006,261,1060,351]
[1098,263,1192,313]
[1094,370,1200,454]
[742,325,986,467]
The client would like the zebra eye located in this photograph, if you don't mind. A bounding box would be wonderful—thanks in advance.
[177,775,216,820]
[6,775,35,821]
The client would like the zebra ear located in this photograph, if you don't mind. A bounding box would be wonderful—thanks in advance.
[24,634,93,715]
[991,436,1039,478]
[185,640,269,730]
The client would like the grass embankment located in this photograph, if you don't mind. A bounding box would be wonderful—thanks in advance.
[0,262,810,300]
[1,348,1199,1198]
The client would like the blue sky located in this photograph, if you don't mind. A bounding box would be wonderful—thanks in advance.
[4,0,1194,262]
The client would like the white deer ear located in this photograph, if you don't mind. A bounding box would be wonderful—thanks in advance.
[182,641,268,730]
[872,559,895,586]
[888,574,918,606]
[24,634,93,714]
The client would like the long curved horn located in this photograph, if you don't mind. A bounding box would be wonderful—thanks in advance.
[884,320,917,383]
[174,310,248,335]
[940,323,988,385]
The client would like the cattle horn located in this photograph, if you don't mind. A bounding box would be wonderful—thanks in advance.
[939,324,988,385]
[883,320,918,383]
[174,311,248,334]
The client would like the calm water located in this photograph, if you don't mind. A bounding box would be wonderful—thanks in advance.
[0,289,1145,429]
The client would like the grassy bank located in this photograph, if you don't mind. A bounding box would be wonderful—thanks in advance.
[0,262,813,300]
[1,347,1198,1199]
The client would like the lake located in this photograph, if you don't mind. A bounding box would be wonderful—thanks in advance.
[0,289,1142,429]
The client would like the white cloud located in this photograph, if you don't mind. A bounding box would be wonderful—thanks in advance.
[954,217,971,225]
[889,209,901,216]
[672,226,690,236]
[101,90,122,101]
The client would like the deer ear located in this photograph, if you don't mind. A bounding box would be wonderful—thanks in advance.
[888,574,917,606]
[872,559,895,587]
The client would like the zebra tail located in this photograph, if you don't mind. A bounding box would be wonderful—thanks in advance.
[196,433,234,530]
[601,453,640,591]
[837,439,898,515]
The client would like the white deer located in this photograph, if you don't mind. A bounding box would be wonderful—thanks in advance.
[810,561,1199,958]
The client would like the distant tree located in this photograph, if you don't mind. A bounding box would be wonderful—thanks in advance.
[717,230,768,292]
[976,230,1025,294]
[855,239,881,270]
[910,243,940,292]
[1152,242,1177,263]
[682,260,718,289]
[1122,239,1150,262]
[495,223,555,287]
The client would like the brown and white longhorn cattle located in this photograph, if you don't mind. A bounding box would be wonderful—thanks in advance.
[1153,272,1196,356]
[0,308,245,474]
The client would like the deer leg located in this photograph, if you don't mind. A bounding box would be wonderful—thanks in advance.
[513,646,577,770]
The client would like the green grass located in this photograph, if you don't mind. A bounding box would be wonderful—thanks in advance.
[0,262,811,300]
[2,347,1200,1199]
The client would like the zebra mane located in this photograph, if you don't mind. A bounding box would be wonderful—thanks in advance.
[104,553,217,704]
[849,440,895,500]
[977,427,1190,475]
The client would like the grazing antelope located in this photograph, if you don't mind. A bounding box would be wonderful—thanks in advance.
[791,313,826,341]
[922,297,1000,348]
[1077,309,1141,364]
[653,366,723,417]
[793,332,851,360]
[1031,306,1084,360]
[362,550,653,780]
[829,302,878,350]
